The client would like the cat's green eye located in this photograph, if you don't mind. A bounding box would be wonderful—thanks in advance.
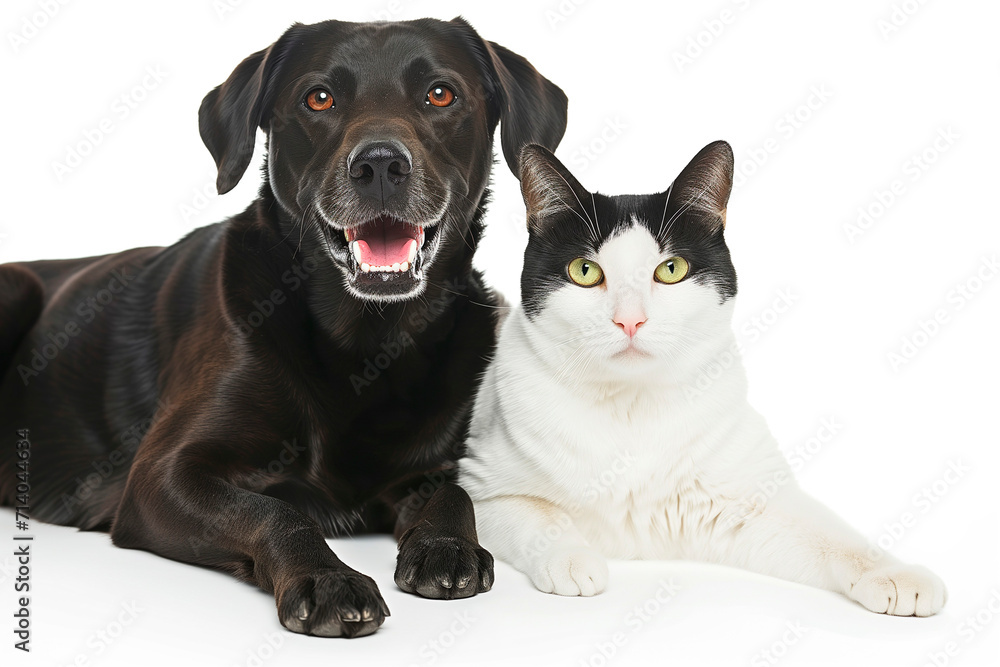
[654,257,690,284]
[567,258,604,287]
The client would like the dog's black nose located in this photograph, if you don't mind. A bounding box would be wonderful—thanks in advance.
[348,141,412,203]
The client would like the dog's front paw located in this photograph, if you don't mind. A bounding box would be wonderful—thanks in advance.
[529,546,608,596]
[395,532,494,599]
[277,567,389,637]
[849,564,947,616]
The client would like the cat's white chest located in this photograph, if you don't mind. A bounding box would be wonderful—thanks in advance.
[550,394,724,560]
[462,307,777,563]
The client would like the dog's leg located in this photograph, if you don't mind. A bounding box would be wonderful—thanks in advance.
[707,483,947,616]
[112,467,389,637]
[392,482,494,599]
[472,495,608,597]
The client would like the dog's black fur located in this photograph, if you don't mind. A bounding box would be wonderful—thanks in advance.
[0,18,566,637]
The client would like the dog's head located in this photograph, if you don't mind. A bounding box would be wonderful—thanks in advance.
[199,18,567,302]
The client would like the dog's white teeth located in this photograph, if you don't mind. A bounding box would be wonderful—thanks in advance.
[344,230,350,242]
[351,241,363,265]
[407,240,417,264]
[362,262,413,273]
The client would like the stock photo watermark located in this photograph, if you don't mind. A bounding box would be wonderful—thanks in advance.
[371,0,418,22]
[55,600,145,666]
[224,254,320,344]
[54,397,171,522]
[7,0,72,53]
[213,0,251,20]
[919,587,1000,667]
[578,578,680,667]
[394,468,451,518]
[543,0,593,30]
[50,65,168,182]
[513,449,637,562]
[732,85,834,191]
[876,0,932,40]
[14,265,137,386]
[177,174,221,226]
[886,254,997,372]
[187,438,307,557]
[865,459,968,563]
[566,117,629,174]
[348,278,467,395]
[684,287,799,401]
[671,0,757,72]
[718,417,844,531]
[232,631,285,667]
[843,126,958,244]
[12,428,32,652]
[750,620,808,667]
[409,611,476,667]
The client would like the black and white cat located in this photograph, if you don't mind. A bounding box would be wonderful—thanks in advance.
[458,141,946,616]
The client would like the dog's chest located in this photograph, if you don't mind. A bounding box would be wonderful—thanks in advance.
[313,351,486,488]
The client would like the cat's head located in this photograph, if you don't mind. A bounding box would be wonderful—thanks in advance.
[517,140,737,378]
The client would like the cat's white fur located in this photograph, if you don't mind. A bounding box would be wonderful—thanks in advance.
[459,222,946,616]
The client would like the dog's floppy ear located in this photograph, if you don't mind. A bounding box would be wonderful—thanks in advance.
[199,28,298,195]
[451,17,569,177]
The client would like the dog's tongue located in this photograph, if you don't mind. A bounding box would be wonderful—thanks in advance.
[353,220,420,268]
[356,237,416,268]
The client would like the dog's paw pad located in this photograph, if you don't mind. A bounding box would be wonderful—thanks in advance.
[530,547,608,597]
[850,564,947,616]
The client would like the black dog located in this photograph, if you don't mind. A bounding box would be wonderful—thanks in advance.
[0,17,566,638]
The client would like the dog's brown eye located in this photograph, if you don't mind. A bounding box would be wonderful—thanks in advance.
[426,85,455,107]
[306,88,333,111]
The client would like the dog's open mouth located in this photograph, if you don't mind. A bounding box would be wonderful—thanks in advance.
[328,215,441,298]
[346,218,424,274]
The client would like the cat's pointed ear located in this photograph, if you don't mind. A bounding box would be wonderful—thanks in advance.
[518,144,590,231]
[669,140,734,228]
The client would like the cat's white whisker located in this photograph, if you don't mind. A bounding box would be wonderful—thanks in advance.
[657,181,674,239]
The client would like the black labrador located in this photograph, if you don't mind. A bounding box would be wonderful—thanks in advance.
[0,17,566,637]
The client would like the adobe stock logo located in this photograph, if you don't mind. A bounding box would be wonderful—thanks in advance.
[843,126,959,245]
[7,0,72,53]
[886,255,997,372]
[566,117,629,174]
[213,0,250,20]
[877,0,932,40]
[16,266,137,385]
[544,0,592,30]
[50,65,169,181]
[732,85,834,191]
[671,0,756,72]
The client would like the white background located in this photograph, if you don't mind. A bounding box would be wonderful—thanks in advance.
[2,0,999,666]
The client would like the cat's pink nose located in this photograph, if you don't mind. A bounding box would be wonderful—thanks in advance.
[613,314,646,338]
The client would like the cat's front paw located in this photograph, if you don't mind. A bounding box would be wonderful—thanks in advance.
[529,547,608,596]
[849,564,947,616]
